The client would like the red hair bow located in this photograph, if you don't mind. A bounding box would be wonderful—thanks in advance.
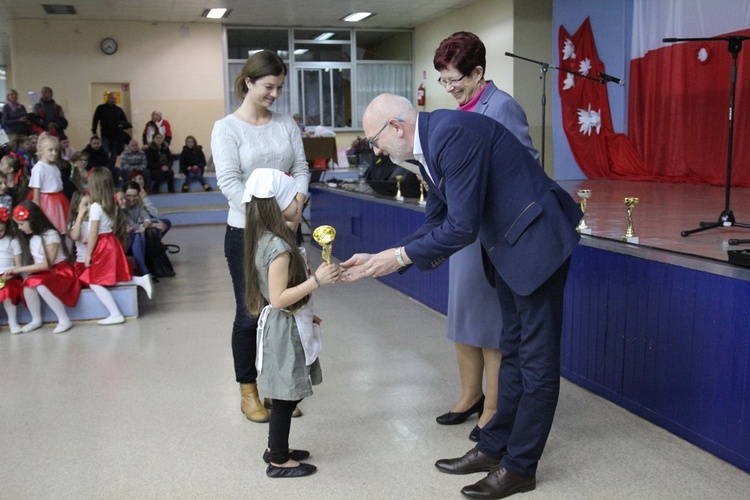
[0,207,9,223]
[12,205,30,221]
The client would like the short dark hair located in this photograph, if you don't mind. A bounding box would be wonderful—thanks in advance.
[234,50,287,100]
[433,31,486,76]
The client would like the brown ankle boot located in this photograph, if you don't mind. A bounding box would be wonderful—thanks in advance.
[240,383,269,423]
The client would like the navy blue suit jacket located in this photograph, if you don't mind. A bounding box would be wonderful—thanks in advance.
[402,110,582,297]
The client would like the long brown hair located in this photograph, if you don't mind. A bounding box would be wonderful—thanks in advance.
[13,200,74,264]
[87,168,129,248]
[234,50,287,100]
[244,197,308,315]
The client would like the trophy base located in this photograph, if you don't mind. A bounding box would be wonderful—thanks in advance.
[395,196,404,202]
[622,236,639,244]
[418,200,426,207]
[577,228,592,235]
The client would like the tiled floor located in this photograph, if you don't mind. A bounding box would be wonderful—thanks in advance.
[2,220,749,499]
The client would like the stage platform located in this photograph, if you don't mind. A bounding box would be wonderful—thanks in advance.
[558,178,750,264]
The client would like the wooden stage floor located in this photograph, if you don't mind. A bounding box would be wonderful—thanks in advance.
[558,179,750,263]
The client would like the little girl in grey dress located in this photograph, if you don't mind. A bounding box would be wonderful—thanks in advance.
[242,168,339,478]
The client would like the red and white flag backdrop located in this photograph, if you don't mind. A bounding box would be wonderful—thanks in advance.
[629,0,750,186]
[559,2,750,186]
[558,18,647,180]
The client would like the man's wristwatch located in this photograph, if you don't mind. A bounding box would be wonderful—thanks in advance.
[395,247,406,268]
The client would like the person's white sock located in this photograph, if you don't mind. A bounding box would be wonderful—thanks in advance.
[21,288,43,333]
[122,274,153,299]
[37,285,71,333]
[4,299,20,334]
[90,284,123,318]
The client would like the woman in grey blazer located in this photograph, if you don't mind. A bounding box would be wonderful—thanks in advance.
[432,32,540,442]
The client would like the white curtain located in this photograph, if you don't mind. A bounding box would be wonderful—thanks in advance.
[355,64,412,128]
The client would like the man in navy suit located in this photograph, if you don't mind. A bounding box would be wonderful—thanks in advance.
[341,94,582,499]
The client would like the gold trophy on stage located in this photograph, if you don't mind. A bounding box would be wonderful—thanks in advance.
[576,189,592,234]
[312,225,336,264]
[395,175,404,202]
[622,197,639,243]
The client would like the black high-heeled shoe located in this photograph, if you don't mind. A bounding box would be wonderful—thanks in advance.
[436,395,485,425]
[469,425,481,442]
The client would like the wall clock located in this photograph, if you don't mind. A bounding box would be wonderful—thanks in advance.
[100,38,118,55]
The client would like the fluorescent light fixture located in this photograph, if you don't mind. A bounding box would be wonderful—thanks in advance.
[294,49,309,55]
[342,12,374,22]
[202,8,231,19]
[315,32,335,41]
[248,49,264,57]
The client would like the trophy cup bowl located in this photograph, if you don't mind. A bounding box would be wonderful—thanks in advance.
[312,225,337,264]
[576,189,592,233]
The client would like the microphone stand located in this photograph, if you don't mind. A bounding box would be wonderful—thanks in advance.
[505,52,611,170]
[663,36,750,238]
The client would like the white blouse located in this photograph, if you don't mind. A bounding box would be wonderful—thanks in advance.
[29,229,66,266]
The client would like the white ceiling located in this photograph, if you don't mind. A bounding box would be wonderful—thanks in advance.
[0,0,480,66]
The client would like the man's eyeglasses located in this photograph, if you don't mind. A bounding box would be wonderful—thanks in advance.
[368,118,404,149]
[437,75,466,88]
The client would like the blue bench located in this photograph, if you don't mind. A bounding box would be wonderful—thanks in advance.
[0,285,141,326]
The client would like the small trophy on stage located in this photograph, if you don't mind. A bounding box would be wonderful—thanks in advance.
[418,182,427,207]
[622,197,639,243]
[395,175,404,202]
[576,189,592,234]
[312,225,336,264]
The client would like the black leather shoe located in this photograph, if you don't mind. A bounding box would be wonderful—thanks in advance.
[266,462,317,478]
[460,466,535,499]
[263,449,310,464]
[469,425,481,442]
[435,447,499,475]
[436,395,485,425]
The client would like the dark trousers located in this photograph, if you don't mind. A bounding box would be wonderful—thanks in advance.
[268,398,302,464]
[151,168,175,193]
[477,258,570,477]
[224,225,258,384]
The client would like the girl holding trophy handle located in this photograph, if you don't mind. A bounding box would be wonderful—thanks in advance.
[211,51,310,423]
[242,168,339,477]
[431,32,541,441]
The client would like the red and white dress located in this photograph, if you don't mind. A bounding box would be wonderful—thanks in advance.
[29,160,70,234]
[24,229,81,307]
[79,202,132,286]
[0,236,23,305]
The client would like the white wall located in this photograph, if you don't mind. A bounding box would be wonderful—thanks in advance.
[10,20,225,156]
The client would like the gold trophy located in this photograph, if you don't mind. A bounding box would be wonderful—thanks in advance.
[418,182,427,207]
[395,175,404,202]
[622,197,639,243]
[312,225,336,264]
[576,189,592,234]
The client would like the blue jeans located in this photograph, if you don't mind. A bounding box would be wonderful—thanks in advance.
[225,225,258,384]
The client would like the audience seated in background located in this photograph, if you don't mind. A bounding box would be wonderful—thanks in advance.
[145,133,174,194]
[2,89,30,138]
[68,152,88,194]
[31,86,68,137]
[127,171,171,236]
[142,111,172,146]
[120,139,150,187]
[179,135,211,192]
[59,135,75,161]
[82,136,109,170]
[123,181,173,278]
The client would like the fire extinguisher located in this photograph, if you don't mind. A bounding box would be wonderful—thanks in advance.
[417,83,426,106]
